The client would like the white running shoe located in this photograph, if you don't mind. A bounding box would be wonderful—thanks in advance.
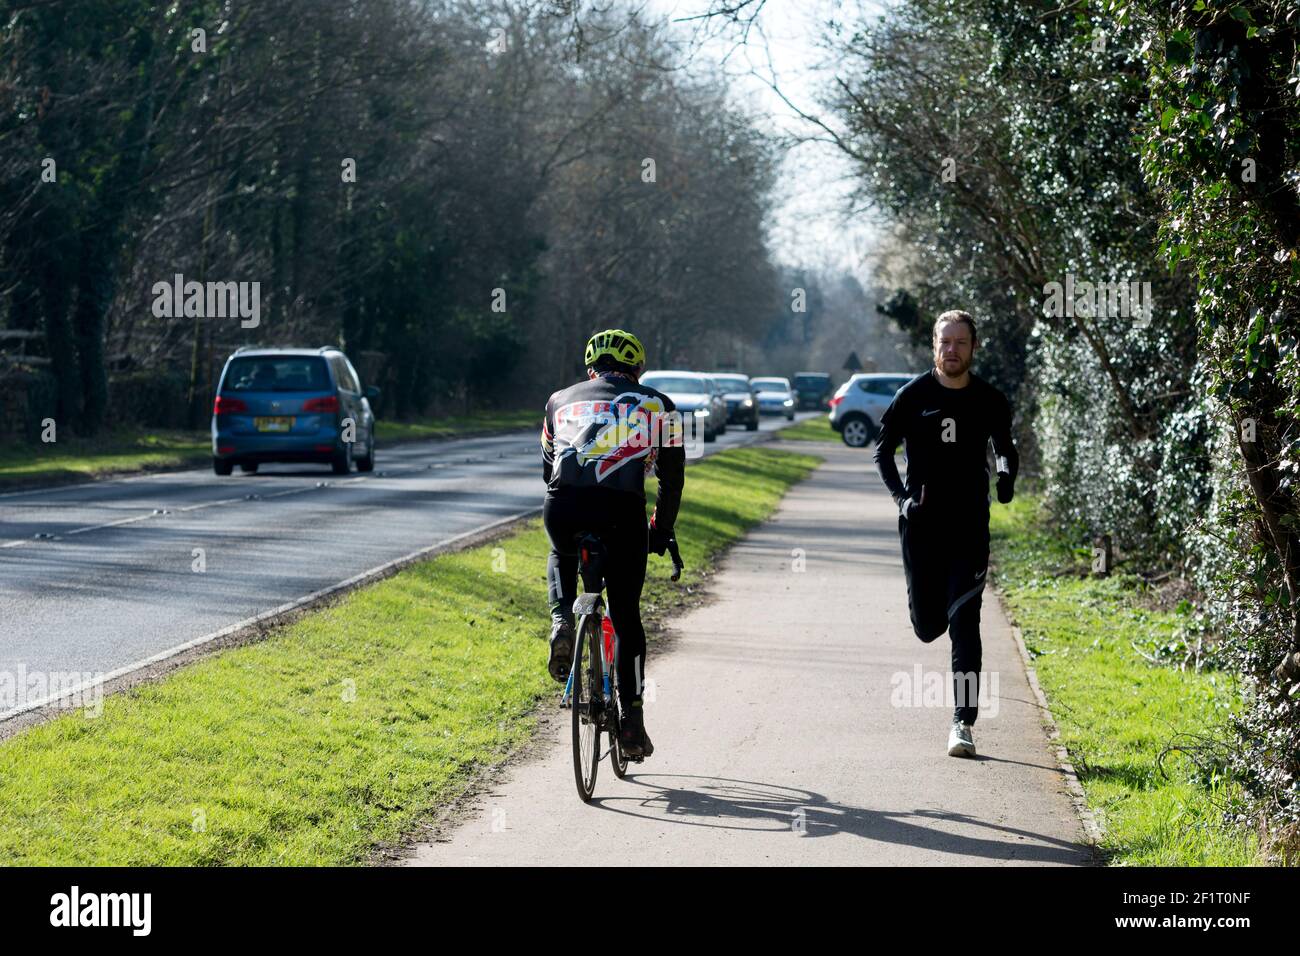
[947,720,976,758]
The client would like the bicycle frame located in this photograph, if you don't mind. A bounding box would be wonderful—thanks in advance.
[560,537,615,711]
[564,531,683,800]
[560,535,683,708]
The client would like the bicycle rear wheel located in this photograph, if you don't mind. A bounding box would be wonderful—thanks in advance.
[571,614,602,802]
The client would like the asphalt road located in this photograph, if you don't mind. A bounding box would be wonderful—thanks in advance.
[0,412,817,714]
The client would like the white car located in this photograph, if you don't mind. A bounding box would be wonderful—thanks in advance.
[828,372,916,447]
[640,370,725,442]
[750,377,796,421]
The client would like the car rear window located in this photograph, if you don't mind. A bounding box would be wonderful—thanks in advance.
[794,375,829,387]
[222,356,332,392]
[859,377,905,396]
[713,376,751,389]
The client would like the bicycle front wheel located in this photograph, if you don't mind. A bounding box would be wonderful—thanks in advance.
[571,614,602,802]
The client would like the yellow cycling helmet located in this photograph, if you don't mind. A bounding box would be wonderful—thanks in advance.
[584,328,646,369]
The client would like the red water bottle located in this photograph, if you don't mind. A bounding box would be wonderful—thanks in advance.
[601,616,616,664]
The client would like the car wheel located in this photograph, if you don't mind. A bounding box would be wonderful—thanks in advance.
[786,410,794,421]
[213,457,233,476]
[239,462,259,474]
[746,417,758,431]
[840,416,874,448]
[704,424,717,443]
[331,442,352,475]
[356,435,375,473]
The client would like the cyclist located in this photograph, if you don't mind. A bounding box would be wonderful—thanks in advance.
[541,329,685,758]
[872,310,1019,758]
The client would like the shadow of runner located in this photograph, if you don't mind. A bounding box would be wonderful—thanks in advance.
[592,773,1090,865]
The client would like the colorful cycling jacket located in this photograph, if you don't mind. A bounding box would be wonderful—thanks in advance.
[541,372,686,530]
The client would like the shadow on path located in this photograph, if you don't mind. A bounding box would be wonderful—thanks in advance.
[592,773,1090,864]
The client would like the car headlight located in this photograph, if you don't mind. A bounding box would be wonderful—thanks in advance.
[743,398,753,407]
[783,399,794,406]
[693,408,708,416]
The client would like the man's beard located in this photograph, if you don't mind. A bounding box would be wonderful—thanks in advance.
[936,354,971,377]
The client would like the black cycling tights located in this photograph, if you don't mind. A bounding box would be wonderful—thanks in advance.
[544,489,649,706]
[899,509,990,725]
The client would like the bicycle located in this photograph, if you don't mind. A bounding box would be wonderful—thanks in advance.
[559,532,683,802]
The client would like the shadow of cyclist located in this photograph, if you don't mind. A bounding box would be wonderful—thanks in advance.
[589,773,1092,865]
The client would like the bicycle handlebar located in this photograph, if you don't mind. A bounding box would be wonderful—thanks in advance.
[667,536,684,582]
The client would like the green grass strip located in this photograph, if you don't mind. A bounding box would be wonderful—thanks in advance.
[0,445,819,865]
[372,409,538,444]
[989,492,1264,865]
[0,429,211,487]
[775,415,838,442]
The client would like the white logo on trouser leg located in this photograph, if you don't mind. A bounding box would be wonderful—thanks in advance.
[947,580,985,618]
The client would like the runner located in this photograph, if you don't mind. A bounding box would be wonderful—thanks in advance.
[872,310,1019,757]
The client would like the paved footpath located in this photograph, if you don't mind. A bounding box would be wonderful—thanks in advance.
[404,442,1094,866]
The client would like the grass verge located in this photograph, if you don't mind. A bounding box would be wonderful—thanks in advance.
[0,429,211,488]
[0,410,538,490]
[372,409,537,444]
[989,491,1264,865]
[775,415,838,442]
[0,445,820,864]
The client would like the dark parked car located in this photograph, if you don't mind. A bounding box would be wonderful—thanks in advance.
[211,346,379,475]
[710,373,760,431]
[793,372,833,410]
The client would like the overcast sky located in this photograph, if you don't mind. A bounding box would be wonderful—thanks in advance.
[643,0,890,279]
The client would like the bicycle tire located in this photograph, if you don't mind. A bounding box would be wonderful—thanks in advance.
[571,614,601,802]
[609,668,630,778]
[610,724,630,778]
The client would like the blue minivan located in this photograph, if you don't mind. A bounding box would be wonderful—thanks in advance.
[211,347,379,475]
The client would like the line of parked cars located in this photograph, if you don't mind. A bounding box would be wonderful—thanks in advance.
[207,342,912,475]
[639,371,800,442]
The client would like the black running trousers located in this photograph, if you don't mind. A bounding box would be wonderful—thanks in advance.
[898,506,990,725]
[543,488,649,705]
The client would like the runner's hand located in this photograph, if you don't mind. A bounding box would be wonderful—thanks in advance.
[996,472,1014,504]
[900,485,927,520]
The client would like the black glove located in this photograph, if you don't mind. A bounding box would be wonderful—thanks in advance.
[648,520,672,556]
[996,472,1014,504]
[900,484,927,521]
